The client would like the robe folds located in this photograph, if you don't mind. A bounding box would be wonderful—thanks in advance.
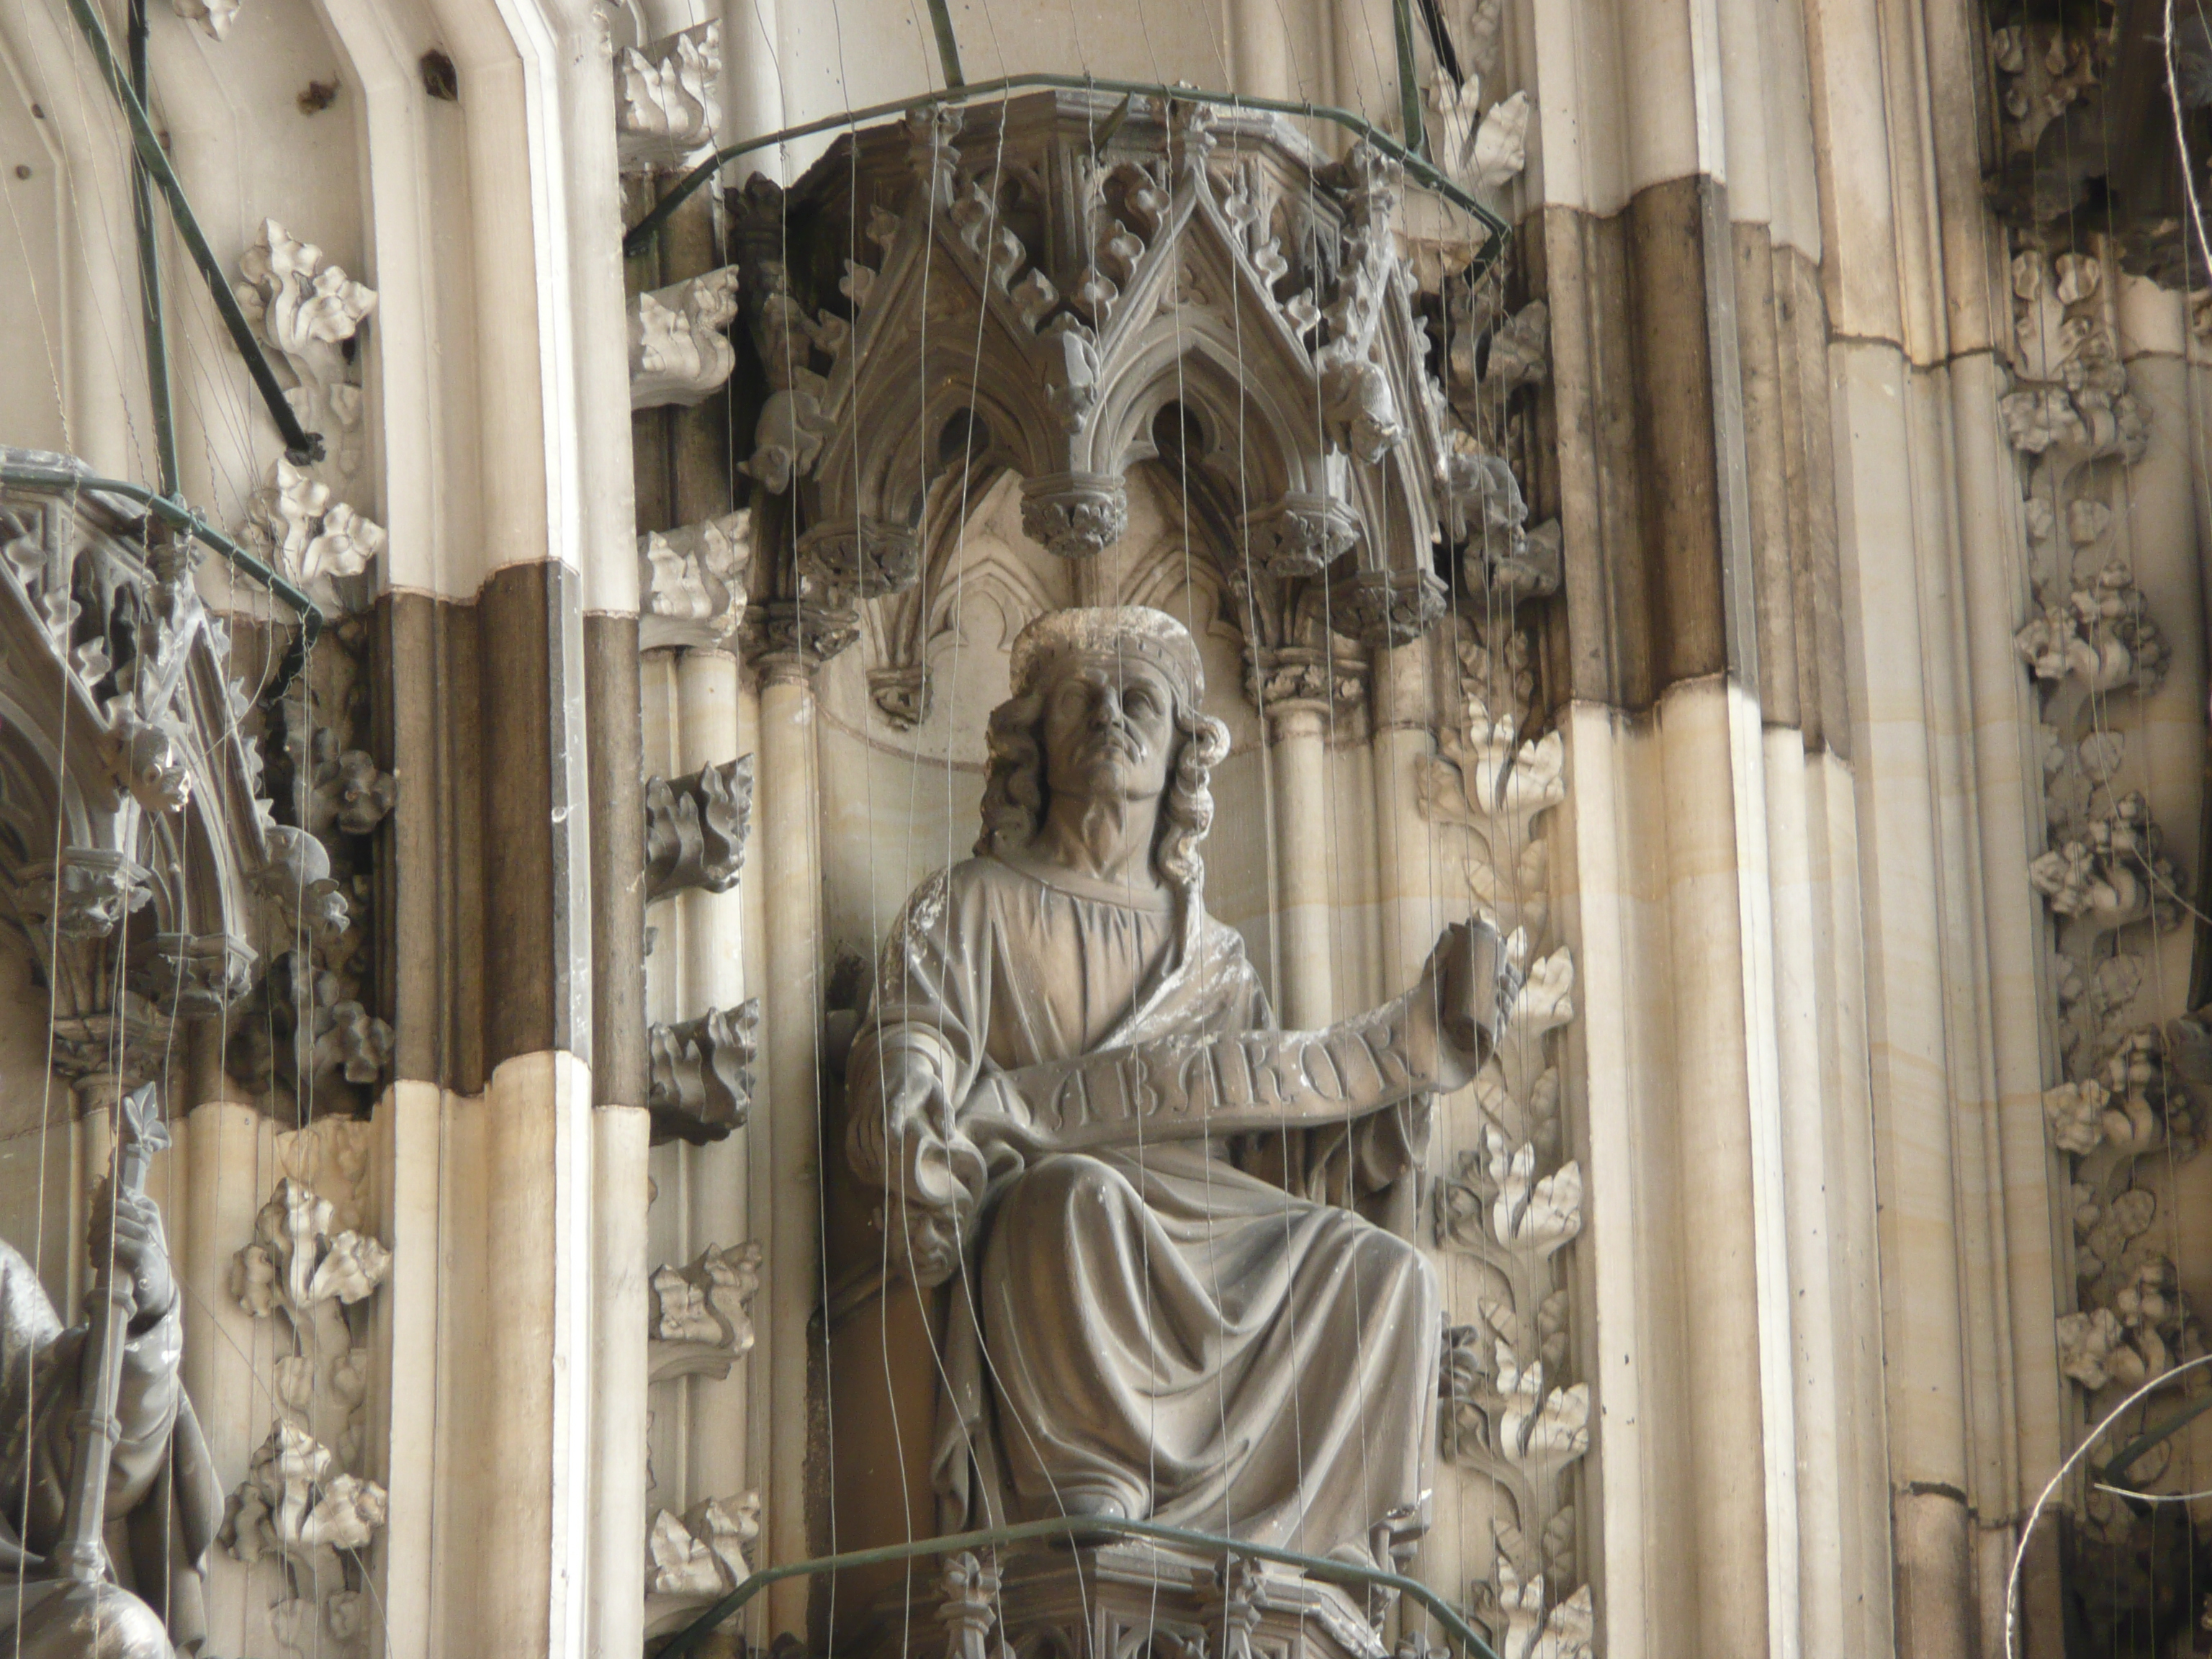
[847,855,1439,1567]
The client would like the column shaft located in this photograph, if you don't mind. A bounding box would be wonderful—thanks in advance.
[758,663,822,1637]
[1272,706,1336,1028]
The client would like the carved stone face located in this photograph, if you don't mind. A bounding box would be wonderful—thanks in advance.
[1036,655,1178,811]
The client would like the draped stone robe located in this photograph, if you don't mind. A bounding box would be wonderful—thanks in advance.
[848,854,1439,1567]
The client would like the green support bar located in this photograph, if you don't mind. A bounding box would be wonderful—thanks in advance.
[125,0,178,499]
[925,0,965,88]
[621,73,1509,266]
[60,0,323,465]
[1391,0,1428,159]
[655,1514,1506,1659]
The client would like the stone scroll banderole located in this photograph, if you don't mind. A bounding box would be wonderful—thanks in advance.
[968,919,1520,1151]
[858,921,1519,1285]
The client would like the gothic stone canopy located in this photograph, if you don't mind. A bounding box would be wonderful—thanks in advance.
[729,91,1517,647]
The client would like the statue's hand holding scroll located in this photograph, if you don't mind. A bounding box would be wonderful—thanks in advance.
[847,1033,987,1289]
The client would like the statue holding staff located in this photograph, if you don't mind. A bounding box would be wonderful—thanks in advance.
[0,1087,220,1657]
[848,606,1515,1568]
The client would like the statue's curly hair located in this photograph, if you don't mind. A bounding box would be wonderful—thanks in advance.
[974,683,1231,894]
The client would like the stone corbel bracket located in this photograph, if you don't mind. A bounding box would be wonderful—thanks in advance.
[647,998,760,1143]
[649,1240,762,1382]
[617,22,721,173]
[233,222,385,611]
[171,0,238,38]
[641,511,752,651]
[644,756,754,902]
[631,269,742,409]
[646,1493,760,1599]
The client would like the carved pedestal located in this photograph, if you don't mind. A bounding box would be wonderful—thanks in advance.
[851,1545,1388,1659]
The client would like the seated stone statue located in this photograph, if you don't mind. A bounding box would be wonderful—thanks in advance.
[0,1178,220,1656]
[848,606,1510,1572]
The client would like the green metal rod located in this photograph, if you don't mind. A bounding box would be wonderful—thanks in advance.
[1391,0,1427,162]
[0,461,324,660]
[2100,1388,2212,1488]
[925,0,965,88]
[126,0,178,500]
[656,1514,1505,1659]
[621,73,1511,263]
[60,0,324,466]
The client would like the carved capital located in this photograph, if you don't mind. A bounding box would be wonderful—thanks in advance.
[647,1493,760,1596]
[17,848,153,942]
[1020,472,1128,558]
[1246,645,1367,720]
[1341,568,1447,647]
[641,511,752,652]
[50,999,171,1094]
[133,932,258,1018]
[1246,493,1362,580]
[796,516,919,599]
[742,599,860,678]
[648,999,758,1143]
[644,757,754,902]
[630,269,741,410]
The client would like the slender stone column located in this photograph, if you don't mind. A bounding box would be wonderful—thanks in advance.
[749,603,842,1638]
[1270,705,1336,1028]
[180,1024,274,1503]
[591,1103,652,1659]
[1231,0,1295,103]
[678,647,754,1511]
[1370,639,1438,992]
[587,602,649,1659]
